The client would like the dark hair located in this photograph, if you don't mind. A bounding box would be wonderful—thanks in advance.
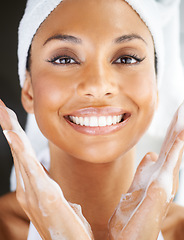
[26,46,31,72]
[154,50,158,75]
[26,46,158,75]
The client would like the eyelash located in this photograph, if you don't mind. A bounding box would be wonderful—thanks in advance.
[113,54,145,65]
[47,55,80,65]
[47,54,145,66]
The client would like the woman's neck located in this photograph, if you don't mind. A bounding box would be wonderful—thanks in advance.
[49,143,135,239]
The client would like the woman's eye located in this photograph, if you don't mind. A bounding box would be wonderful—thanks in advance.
[116,57,136,64]
[113,55,145,65]
[48,55,79,65]
[55,57,76,64]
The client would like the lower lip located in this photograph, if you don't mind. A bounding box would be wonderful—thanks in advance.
[65,117,131,136]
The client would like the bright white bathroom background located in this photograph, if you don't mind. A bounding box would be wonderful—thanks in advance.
[171,1,184,205]
[181,0,184,65]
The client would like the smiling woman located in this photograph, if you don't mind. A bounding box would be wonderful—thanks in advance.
[0,0,184,240]
[23,0,157,166]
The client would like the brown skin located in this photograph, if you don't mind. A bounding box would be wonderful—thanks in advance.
[0,0,184,239]
[1,193,184,240]
[162,203,184,240]
[22,0,157,238]
[26,0,157,164]
[0,192,29,240]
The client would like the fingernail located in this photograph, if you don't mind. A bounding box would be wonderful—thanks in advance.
[3,130,12,144]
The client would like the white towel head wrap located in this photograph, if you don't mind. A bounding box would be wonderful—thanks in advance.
[18,0,166,87]
[17,0,184,154]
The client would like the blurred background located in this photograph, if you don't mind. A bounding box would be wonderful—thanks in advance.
[0,1,184,196]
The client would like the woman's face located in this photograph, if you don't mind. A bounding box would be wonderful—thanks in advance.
[24,0,158,163]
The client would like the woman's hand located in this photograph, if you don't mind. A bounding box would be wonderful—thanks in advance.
[108,102,184,240]
[0,100,94,240]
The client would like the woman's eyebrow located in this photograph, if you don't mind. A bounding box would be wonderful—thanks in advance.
[43,34,82,46]
[114,34,147,45]
[43,33,146,46]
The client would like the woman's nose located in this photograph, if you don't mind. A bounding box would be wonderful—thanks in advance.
[77,65,119,99]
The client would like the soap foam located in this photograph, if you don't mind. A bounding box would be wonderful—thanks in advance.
[113,101,184,235]
[3,106,93,239]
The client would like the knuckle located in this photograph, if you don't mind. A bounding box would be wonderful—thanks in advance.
[45,190,62,205]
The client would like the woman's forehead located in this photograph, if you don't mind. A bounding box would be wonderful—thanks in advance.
[35,0,152,45]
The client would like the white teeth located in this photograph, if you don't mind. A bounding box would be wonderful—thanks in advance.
[69,115,123,127]
[99,116,106,127]
[106,116,113,126]
[112,116,117,125]
[79,117,84,126]
[76,117,80,125]
[118,115,121,122]
[90,117,98,127]
[83,117,90,126]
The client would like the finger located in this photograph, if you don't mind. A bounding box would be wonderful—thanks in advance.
[0,99,6,107]
[4,129,66,208]
[1,107,44,181]
[3,130,52,191]
[109,152,158,235]
[3,129,64,229]
[0,100,24,135]
[128,152,158,193]
[4,131,33,221]
[0,105,61,207]
[157,102,184,166]
[122,131,184,239]
[70,203,94,239]
[154,134,184,203]
[12,151,26,193]
[3,131,31,210]
[3,130,26,194]
[158,130,184,170]
[145,103,184,203]
[0,102,35,159]
[0,106,17,131]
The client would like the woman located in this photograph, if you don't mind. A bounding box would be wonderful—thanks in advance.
[0,0,184,239]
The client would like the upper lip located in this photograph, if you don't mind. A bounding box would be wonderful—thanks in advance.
[65,107,130,117]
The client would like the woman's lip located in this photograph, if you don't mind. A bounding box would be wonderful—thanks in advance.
[65,107,128,117]
[65,117,130,135]
[64,112,131,136]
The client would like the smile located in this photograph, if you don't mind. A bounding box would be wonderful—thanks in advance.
[68,114,129,127]
[64,107,131,135]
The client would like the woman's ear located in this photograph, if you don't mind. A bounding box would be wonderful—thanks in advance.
[21,71,34,113]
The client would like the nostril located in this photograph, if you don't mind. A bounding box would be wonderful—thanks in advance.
[85,93,94,97]
[105,93,112,96]
[84,92,113,98]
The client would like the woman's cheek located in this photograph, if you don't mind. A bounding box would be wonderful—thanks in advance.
[127,69,157,107]
[32,71,72,111]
